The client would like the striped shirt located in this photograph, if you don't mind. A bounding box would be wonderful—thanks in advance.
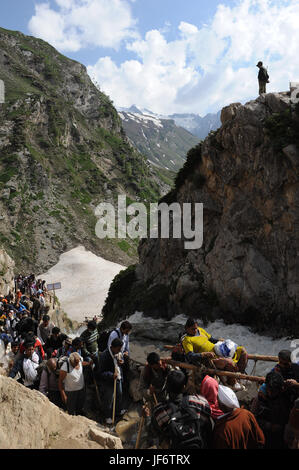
[80,328,99,354]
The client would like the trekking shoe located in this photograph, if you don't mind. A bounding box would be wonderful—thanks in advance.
[105,418,113,424]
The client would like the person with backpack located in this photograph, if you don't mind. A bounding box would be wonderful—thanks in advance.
[97,337,126,424]
[151,369,213,449]
[80,320,99,368]
[19,332,45,362]
[257,61,269,95]
[39,358,63,408]
[58,352,87,416]
[5,310,18,340]
[138,352,171,405]
[107,321,132,357]
[43,327,64,359]
[56,336,72,358]
[9,341,41,389]
[70,337,94,385]
[15,312,38,339]
[107,321,132,399]
[30,296,41,322]
[37,314,55,345]
[69,337,92,362]
[212,385,265,449]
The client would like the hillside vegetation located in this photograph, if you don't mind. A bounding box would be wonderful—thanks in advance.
[0,27,169,272]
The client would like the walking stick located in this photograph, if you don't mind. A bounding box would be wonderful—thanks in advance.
[112,374,117,426]
[91,368,101,410]
[153,392,158,406]
[135,406,146,450]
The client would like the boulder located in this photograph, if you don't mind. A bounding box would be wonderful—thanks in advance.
[265,93,291,114]
[220,102,242,125]
[0,375,123,449]
[0,249,15,295]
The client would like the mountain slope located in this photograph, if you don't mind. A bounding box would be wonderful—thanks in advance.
[0,27,168,272]
[119,109,200,172]
[168,111,222,139]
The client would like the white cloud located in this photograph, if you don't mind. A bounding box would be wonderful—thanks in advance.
[88,0,299,115]
[28,0,138,52]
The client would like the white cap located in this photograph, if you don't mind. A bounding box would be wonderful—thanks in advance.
[218,385,240,409]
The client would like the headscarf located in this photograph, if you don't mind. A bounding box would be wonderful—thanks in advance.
[200,375,224,419]
[218,384,240,409]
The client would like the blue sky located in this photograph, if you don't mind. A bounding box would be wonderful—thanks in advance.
[1,0,299,115]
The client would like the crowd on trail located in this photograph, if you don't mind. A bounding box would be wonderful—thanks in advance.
[1,277,299,449]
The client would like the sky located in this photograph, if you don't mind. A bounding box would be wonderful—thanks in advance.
[1,0,299,116]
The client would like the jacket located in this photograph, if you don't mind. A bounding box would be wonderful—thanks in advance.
[98,348,123,383]
[258,66,269,82]
[80,328,99,355]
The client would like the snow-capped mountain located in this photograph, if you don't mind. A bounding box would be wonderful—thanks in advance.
[119,106,222,140]
[168,111,222,139]
[119,107,200,172]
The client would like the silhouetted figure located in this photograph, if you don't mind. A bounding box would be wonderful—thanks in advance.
[257,61,269,95]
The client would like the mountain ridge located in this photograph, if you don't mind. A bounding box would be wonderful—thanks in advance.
[119,109,200,172]
[0,26,168,273]
[119,105,222,139]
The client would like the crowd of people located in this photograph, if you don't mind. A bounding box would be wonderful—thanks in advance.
[139,319,299,449]
[1,276,299,449]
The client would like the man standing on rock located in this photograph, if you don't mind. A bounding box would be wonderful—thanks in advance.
[257,61,269,95]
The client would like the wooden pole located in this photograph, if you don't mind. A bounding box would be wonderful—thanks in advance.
[163,345,278,363]
[53,287,55,309]
[247,354,278,362]
[112,375,117,425]
[153,392,158,406]
[92,368,102,410]
[164,359,265,383]
[135,414,145,449]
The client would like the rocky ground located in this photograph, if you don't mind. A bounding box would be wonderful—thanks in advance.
[0,374,123,449]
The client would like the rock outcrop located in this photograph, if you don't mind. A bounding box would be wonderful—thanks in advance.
[103,92,299,336]
[0,248,14,295]
[0,374,122,449]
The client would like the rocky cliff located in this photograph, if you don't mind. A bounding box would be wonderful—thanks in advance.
[0,248,15,295]
[0,27,168,273]
[102,92,299,336]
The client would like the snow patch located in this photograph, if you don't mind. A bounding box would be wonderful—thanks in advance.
[39,246,125,323]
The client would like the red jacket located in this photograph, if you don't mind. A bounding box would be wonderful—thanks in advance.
[20,337,45,360]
